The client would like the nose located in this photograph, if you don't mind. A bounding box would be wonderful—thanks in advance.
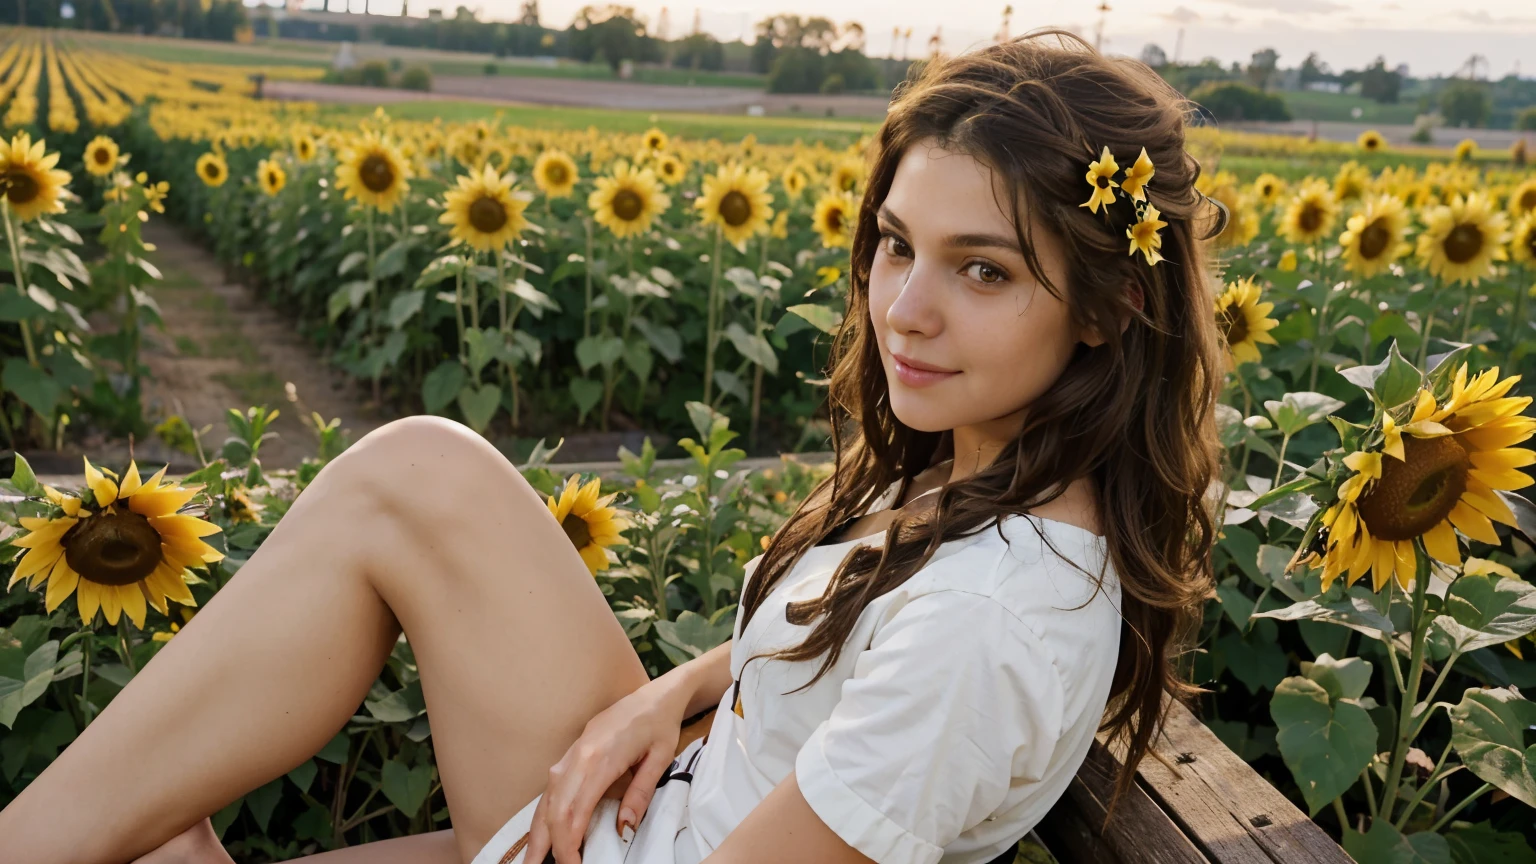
[883,259,946,338]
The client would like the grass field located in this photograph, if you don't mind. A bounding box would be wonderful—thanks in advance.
[1279,89,1422,124]
[69,31,766,87]
[331,99,876,145]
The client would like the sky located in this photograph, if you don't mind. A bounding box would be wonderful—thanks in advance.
[321,0,1531,79]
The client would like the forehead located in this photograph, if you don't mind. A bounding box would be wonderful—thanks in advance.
[883,141,1017,232]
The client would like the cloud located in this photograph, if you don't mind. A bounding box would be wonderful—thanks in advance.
[1451,10,1536,26]
[1210,0,1348,14]
[1159,5,1202,25]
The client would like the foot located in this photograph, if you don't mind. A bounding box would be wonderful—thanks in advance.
[131,817,236,864]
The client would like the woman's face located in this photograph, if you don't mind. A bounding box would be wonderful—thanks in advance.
[868,139,1103,437]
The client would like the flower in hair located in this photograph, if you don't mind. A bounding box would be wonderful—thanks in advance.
[1120,147,1155,201]
[1080,146,1120,214]
[1127,203,1168,266]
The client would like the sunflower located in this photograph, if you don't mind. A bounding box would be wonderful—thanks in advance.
[1340,194,1411,278]
[439,164,531,252]
[1126,203,1168,265]
[1416,193,1510,287]
[1453,138,1477,163]
[195,151,227,188]
[7,459,223,628]
[696,162,775,250]
[588,162,670,239]
[1278,179,1339,245]
[1513,212,1536,266]
[1312,365,1534,593]
[1080,146,1120,215]
[335,132,412,213]
[257,159,286,197]
[83,135,119,178]
[1253,173,1286,208]
[1214,276,1280,367]
[533,149,579,198]
[1357,130,1386,153]
[1278,249,1298,272]
[812,189,857,249]
[830,156,864,195]
[781,166,807,199]
[544,474,630,575]
[654,153,686,187]
[1209,183,1259,249]
[1120,147,1154,201]
[0,132,71,221]
[294,133,317,162]
[641,127,668,153]
[1334,161,1372,204]
[1510,178,1536,219]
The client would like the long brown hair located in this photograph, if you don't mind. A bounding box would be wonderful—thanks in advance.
[737,30,1227,821]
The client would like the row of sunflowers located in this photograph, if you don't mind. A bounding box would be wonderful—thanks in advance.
[0,31,1534,862]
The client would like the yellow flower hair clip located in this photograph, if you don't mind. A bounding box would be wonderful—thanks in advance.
[1081,145,1165,266]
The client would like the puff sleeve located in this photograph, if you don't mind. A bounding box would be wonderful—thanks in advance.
[793,590,1068,864]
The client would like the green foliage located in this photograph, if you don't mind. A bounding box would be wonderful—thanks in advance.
[1190,81,1293,122]
[1440,80,1492,129]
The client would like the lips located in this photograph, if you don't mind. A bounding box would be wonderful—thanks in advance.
[891,352,958,373]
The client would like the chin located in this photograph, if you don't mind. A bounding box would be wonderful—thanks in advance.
[887,388,959,433]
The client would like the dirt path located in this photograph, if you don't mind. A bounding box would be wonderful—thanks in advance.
[136,219,386,470]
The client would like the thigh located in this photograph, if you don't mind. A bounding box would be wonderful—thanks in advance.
[341,417,651,863]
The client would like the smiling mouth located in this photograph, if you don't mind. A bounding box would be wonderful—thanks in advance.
[891,354,960,387]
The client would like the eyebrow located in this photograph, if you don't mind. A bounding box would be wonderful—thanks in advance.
[878,206,1023,255]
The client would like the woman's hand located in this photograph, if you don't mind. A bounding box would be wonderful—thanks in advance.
[522,678,691,863]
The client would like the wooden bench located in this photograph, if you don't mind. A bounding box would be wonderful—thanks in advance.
[677,697,1354,864]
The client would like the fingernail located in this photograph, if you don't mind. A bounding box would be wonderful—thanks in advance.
[619,808,636,842]
[621,821,635,843]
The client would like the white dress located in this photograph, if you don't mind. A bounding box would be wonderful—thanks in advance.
[473,478,1123,864]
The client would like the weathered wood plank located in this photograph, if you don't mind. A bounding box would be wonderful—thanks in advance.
[1101,699,1356,864]
[1035,738,1208,864]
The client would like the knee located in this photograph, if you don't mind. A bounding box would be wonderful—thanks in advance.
[327,416,532,513]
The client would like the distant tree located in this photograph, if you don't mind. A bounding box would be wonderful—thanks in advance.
[1358,56,1400,104]
[568,4,650,73]
[518,0,539,26]
[1139,43,1167,68]
[672,32,723,72]
[1518,106,1536,131]
[1246,48,1278,91]
[1299,52,1331,86]
[1440,79,1491,127]
[1191,81,1292,122]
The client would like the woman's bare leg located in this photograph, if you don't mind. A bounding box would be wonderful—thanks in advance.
[0,416,651,864]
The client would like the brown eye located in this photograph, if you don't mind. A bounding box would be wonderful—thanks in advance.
[881,233,912,257]
[966,262,1006,284]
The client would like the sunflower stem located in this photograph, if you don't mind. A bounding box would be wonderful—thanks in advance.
[1427,782,1493,833]
[1457,283,1477,342]
[1504,269,1529,369]
[453,267,466,366]
[3,202,38,368]
[1393,732,1458,830]
[365,206,380,406]
[702,226,723,405]
[1273,432,1292,487]
[1416,281,1442,369]
[118,617,136,673]
[79,629,93,727]
[1405,650,1461,744]
[1331,796,1349,835]
[582,216,594,341]
[496,250,509,406]
[1377,548,1432,822]
[1360,766,1378,819]
[749,234,770,454]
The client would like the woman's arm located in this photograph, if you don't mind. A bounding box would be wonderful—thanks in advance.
[651,638,734,719]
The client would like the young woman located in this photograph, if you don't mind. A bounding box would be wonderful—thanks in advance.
[0,29,1226,864]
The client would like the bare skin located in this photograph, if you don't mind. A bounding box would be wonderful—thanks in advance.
[0,416,671,864]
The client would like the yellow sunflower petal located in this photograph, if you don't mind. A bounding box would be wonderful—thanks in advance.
[43,558,80,613]
[578,543,609,575]
[76,579,102,625]
[149,514,224,539]
[1393,540,1418,592]
[127,485,202,518]
[84,457,118,506]
[1422,520,1462,567]
[1460,483,1519,527]
[1447,499,1502,545]
[99,582,123,626]
[119,461,143,498]
[11,546,63,588]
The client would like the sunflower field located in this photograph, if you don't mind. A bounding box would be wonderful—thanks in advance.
[2,25,1536,863]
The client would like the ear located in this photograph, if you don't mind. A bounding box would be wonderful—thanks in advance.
[1080,283,1142,347]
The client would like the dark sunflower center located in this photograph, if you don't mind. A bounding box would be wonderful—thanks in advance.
[1366,137,1380,150]
[1522,227,1536,260]
[611,188,643,221]
[826,208,843,233]
[718,190,752,227]
[1262,182,1274,197]
[360,154,395,193]
[203,163,220,180]
[1299,203,1322,233]
[545,162,568,184]
[1358,220,1392,260]
[92,147,111,165]
[1443,223,1483,264]
[267,171,280,186]
[1218,305,1249,348]
[1356,434,1469,541]
[1520,189,1536,212]
[469,196,508,234]
[1096,175,1111,189]
[64,509,165,587]
[6,168,38,204]
[561,513,592,549]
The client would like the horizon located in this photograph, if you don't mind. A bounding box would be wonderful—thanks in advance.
[276,0,1536,79]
